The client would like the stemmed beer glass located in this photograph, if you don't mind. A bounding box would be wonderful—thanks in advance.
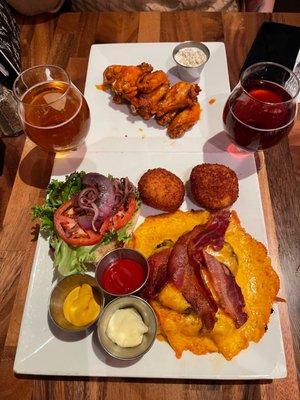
[223,62,299,151]
[13,65,90,152]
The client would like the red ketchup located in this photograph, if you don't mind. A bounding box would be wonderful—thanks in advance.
[101,258,146,295]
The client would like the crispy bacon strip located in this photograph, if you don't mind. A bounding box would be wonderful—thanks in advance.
[141,248,171,300]
[188,210,230,266]
[168,228,218,332]
[142,211,241,331]
[203,252,248,328]
[168,211,232,331]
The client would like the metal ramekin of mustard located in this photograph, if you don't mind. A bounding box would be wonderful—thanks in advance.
[49,274,105,332]
[63,283,100,327]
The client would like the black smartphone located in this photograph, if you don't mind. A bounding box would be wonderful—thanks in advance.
[240,22,300,75]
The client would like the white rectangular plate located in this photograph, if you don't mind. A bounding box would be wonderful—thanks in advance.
[14,43,286,379]
[83,43,230,152]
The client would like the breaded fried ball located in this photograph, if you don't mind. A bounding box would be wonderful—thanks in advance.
[138,168,185,212]
[190,163,238,210]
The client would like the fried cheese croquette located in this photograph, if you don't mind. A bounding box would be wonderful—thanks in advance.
[138,168,185,212]
[190,163,239,210]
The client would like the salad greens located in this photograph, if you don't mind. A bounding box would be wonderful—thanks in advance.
[50,236,97,276]
[49,219,135,276]
[32,171,85,234]
[32,171,139,276]
[32,171,87,275]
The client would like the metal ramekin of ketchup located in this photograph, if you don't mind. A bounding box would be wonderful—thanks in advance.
[95,248,149,296]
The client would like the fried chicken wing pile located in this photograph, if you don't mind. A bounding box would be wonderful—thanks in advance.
[103,63,201,138]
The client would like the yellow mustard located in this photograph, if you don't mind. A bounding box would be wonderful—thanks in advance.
[63,284,100,327]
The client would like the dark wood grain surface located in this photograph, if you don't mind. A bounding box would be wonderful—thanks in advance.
[0,11,299,400]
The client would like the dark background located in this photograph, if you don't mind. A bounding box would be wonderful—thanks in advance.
[63,0,300,12]
[275,0,300,12]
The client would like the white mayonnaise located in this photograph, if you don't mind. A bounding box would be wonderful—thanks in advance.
[106,308,148,348]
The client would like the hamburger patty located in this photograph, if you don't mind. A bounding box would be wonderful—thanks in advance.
[190,163,238,210]
[138,168,185,212]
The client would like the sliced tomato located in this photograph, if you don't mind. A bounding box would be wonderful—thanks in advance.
[99,218,111,236]
[54,199,105,247]
[111,197,136,231]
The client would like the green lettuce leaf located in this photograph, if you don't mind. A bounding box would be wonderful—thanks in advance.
[51,236,97,276]
[49,214,137,276]
[32,171,85,235]
[117,222,133,243]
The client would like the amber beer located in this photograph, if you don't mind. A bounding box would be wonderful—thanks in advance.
[14,66,90,152]
[20,81,90,152]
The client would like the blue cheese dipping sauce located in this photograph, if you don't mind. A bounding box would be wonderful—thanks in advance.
[173,42,210,82]
[174,47,207,67]
[106,307,148,347]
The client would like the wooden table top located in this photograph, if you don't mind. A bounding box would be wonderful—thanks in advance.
[0,11,299,400]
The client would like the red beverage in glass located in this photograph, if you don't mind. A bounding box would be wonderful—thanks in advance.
[223,63,299,151]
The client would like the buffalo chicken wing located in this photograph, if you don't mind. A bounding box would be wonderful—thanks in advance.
[103,63,201,137]
[167,103,201,138]
[131,83,170,120]
[156,82,200,117]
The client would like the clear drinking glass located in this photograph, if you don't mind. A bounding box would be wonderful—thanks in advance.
[13,65,90,152]
[223,62,299,151]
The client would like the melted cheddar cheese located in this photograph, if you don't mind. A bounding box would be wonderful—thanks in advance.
[128,210,279,360]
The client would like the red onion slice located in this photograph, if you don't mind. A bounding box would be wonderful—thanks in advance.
[78,187,98,211]
[83,172,115,219]
[76,173,136,233]
[77,215,93,230]
[77,215,102,231]
[113,176,136,211]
